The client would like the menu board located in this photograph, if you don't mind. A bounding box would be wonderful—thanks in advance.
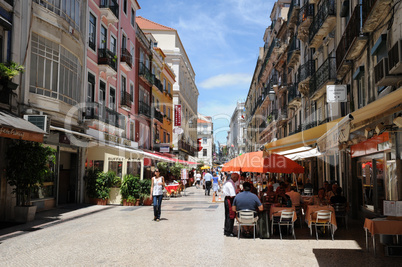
[383,201,402,216]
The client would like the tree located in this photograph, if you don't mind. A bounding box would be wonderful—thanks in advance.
[6,140,56,206]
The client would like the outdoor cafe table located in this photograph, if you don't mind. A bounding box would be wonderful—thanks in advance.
[305,205,337,232]
[364,217,402,256]
[165,184,180,195]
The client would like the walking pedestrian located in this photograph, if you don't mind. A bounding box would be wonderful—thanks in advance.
[204,171,213,196]
[195,171,201,189]
[212,172,220,196]
[222,173,239,237]
[150,168,165,222]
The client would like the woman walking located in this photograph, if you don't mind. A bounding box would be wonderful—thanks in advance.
[150,168,165,222]
[212,172,220,196]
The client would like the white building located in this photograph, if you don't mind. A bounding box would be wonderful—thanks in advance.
[136,17,199,161]
[197,114,213,166]
[227,101,246,159]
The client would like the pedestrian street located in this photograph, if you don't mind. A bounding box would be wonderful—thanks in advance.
[0,186,400,267]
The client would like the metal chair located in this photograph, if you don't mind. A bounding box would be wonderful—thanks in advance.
[304,188,313,195]
[333,202,348,229]
[236,210,258,240]
[311,210,333,241]
[278,211,296,240]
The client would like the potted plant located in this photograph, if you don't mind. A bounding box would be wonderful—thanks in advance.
[84,170,113,205]
[5,140,55,223]
[140,178,152,205]
[120,174,141,206]
[105,172,121,205]
[0,61,24,90]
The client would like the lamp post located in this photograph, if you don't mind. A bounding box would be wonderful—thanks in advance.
[268,88,276,101]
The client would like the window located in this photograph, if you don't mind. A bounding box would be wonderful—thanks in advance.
[121,75,126,104]
[168,83,171,94]
[130,122,135,141]
[163,105,166,115]
[156,99,159,109]
[203,149,207,157]
[110,36,116,55]
[87,73,95,103]
[131,8,135,26]
[167,133,170,143]
[100,25,107,49]
[34,0,81,30]
[110,87,116,110]
[163,132,166,143]
[163,78,166,91]
[123,0,127,14]
[122,34,127,49]
[203,137,207,144]
[130,83,134,102]
[100,81,106,104]
[168,107,171,119]
[89,13,96,50]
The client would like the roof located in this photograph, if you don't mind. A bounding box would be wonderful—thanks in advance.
[197,119,210,124]
[136,16,176,31]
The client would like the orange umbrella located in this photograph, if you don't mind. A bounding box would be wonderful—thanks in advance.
[222,151,304,174]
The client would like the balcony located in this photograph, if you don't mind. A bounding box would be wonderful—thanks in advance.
[289,125,302,136]
[278,107,288,125]
[288,0,301,28]
[98,48,117,76]
[153,77,164,93]
[154,108,164,123]
[287,36,301,68]
[120,91,131,109]
[298,3,314,42]
[85,102,125,129]
[309,0,336,48]
[287,83,301,106]
[259,121,267,134]
[100,0,119,24]
[309,57,336,99]
[302,120,317,130]
[179,140,195,156]
[138,62,153,85]
[374,58,401,86]
[139,101,151,118]
[362,0,392,33]
[120,48,132,70]
[336,5,368,79]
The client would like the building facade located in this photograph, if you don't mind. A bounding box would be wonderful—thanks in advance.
[227,101,246,159]
[197,113,213,166]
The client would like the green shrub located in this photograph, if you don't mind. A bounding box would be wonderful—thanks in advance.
[120,174,141,199]
[84,170,117,200]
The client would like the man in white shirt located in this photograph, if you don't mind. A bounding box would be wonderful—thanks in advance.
[286,186,303,206]
[222,173,239,237]
[195,171,201,189]
[203,171,213,196]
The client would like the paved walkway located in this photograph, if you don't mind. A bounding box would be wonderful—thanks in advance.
[0,186,400,266]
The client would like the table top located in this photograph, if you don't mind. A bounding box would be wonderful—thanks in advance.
[364,218,402,235]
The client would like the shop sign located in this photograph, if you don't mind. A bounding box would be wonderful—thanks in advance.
[327,85,347,102]
[0,126,24,139]
[174,105,181,126]
[160,146,170,153]
[108,157,124,161]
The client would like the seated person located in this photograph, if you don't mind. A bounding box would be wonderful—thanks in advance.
[232,182,263,223]
[330,187,347,204]
[304,178,313,189]
[286,186,303,207]
[310,187,329,206]
[274,186,292,207]
[327,183,338,200]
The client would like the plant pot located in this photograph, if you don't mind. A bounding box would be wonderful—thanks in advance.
[142,197,153,206]
[14,205,37,223]
[90,198,108,205]
[134,199,141,206]
[108,188,121,205]
[122,199,135,206]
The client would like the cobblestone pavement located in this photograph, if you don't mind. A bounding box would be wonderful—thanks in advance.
[0,186,400,266]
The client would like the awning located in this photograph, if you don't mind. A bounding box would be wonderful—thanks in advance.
[264,117,343,153]
[350,87,402,131]
[276,147,321,161]
[49,125,93,147]
[0,110,45,142]
[316,114,354,153]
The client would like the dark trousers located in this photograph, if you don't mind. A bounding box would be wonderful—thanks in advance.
[224,196,234,235]
[205,181,212,195]
[153,195,163,219]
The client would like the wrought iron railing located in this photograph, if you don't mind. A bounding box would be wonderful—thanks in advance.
[278,107,288,121]
[259,121,267,133]
[100,0,119,19]
[139,100,151,117]
[309,0,336,43]
[85,102,125,129]
[299,2,314,25]
[121,91,131,108]
[153,77,163,92]
[302,120,317,130]
[154,108,164,123]
[179,140,195,156]
[138,62,153,84]
[288,0,300,23]
[287,36,301,64]
[288,83,301,103]
[336,4,362,70]
[362,0,378,26]
[98,48,117,71]
[120,48,132,68]
[309,57,336,96]
[300,60,315,82]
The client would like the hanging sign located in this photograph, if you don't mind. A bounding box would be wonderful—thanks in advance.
[327,85,347,102]
[174,104,181,126]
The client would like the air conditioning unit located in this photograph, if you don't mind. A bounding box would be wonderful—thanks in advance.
[23,115,49,133]
[374,58,401,86]
[388,39,402,74]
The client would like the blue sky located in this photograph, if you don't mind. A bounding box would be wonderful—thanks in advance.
[137,0,276,145]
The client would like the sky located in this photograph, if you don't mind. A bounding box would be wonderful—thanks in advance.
[137,0,276,146]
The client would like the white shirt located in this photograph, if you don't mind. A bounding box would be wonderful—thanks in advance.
[152,177,163,196]
[196,174,201,181]
[222,180,236,197]
[204,173,213,182]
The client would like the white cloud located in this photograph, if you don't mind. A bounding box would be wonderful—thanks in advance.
[199,73,252,89]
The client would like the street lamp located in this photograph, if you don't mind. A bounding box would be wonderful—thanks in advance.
[268,88,276,101]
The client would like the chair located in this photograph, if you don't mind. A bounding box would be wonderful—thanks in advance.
[311,210,333,241]
[304,188,313,195]
[236,210,258,240]
[333,203,348,229]
[278,211,296,240]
